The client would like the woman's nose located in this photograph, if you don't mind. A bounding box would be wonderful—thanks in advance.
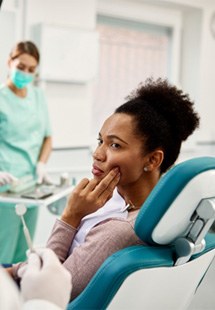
[93,146,106,162]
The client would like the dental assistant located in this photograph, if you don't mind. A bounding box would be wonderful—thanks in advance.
[0,41,52,263]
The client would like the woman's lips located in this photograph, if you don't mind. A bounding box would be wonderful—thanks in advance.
[92,165,104,177]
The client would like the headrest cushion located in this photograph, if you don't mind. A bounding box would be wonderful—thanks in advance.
[135,157,215,245]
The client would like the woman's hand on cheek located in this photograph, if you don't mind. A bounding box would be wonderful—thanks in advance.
[61,167,120,228]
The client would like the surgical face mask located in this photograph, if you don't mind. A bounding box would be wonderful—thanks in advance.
[10,68,34,89]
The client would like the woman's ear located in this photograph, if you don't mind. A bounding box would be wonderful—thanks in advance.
[144,149,164,171]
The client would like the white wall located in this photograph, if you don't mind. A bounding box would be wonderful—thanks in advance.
[164,0,215,158]
[24,0,97,33]
[172,0,215,150]
[25,0,97,148]
[1,0,98,149]
[1,0,215,156]
[198,5,215,142]
[180,8,202,102]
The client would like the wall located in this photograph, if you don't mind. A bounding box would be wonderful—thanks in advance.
[0,10,17,82]
[136,0,215,158]
[1,0,98,149]
[198,4,215,143]
[1,0,215,155]
[24,0,96,33]
[97,0,182,84]
[168,0,215,158]
[25,0,98,148]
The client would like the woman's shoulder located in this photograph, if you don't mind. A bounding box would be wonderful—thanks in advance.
[84,211,143,251]
[98,209,139,227]
[92,209,140,240]
[0,85,15,105]
[0,84,9,96]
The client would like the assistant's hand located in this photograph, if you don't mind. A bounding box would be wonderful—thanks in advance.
[0,171,18,186]
[61,167,120,227]
[20,248,72,309]
[36,161,52,184]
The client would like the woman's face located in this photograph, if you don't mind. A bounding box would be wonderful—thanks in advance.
[9,53,38,73]
[92,113,148,187]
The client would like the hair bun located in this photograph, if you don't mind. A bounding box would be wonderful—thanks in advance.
[128,78,200,141]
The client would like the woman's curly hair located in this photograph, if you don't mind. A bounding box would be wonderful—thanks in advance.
[115,78,200,173]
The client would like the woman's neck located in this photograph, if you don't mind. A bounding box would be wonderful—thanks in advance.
[6,80,27,98]
[117,172,161,209]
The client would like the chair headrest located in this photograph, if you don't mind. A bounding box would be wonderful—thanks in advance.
[135,156,215,245]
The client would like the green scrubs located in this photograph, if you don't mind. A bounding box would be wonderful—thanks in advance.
[0,84,51,263]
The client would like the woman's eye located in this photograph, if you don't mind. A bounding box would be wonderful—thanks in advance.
[111,143,120,149]
[17,65,24,71]
[29,67,36,73]
[97,138,103,146]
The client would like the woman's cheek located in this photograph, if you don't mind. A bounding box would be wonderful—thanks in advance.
[107,154,121,169]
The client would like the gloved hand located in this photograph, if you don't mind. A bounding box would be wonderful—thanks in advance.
[20,248,72,309]
[36,161,52,184]
[0,171,18,186]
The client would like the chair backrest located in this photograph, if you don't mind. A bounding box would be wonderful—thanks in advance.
[68,156,215,310]
[135,156,215,264]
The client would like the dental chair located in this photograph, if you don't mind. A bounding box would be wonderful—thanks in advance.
[67,156,215,310]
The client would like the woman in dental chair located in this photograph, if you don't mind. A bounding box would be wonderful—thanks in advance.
[10,78,200,300]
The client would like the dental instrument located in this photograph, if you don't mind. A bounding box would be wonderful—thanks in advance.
[15,204,34,252]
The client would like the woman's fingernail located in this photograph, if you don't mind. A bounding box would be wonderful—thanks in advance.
[113,167,119,172]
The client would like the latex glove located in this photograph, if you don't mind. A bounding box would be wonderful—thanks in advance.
[0,171,18,186]
[36,161,52,184]
[20,248,72,309]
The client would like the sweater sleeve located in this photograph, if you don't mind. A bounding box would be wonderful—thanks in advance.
[56,214,143,300]
[13,213,143,301]
[12,219,77,279]
[46,219,77,262]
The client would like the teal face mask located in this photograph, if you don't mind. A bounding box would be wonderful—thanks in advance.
[10,68,34,89]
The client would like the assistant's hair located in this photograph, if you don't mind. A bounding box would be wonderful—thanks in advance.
[9,41,40,63]
[115,78,200,173]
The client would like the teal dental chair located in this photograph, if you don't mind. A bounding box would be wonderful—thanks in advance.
[67,156,215,310]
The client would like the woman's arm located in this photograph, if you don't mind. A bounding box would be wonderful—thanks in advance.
[61,216,142,300]
[46,219,77,263]
[11,219,76,280]
[46,168,124,299]
[38,136,52,163]
[36,136,52,183]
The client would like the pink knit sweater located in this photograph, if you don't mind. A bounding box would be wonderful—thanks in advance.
[48,209,143,299]
[13,209,143,300]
